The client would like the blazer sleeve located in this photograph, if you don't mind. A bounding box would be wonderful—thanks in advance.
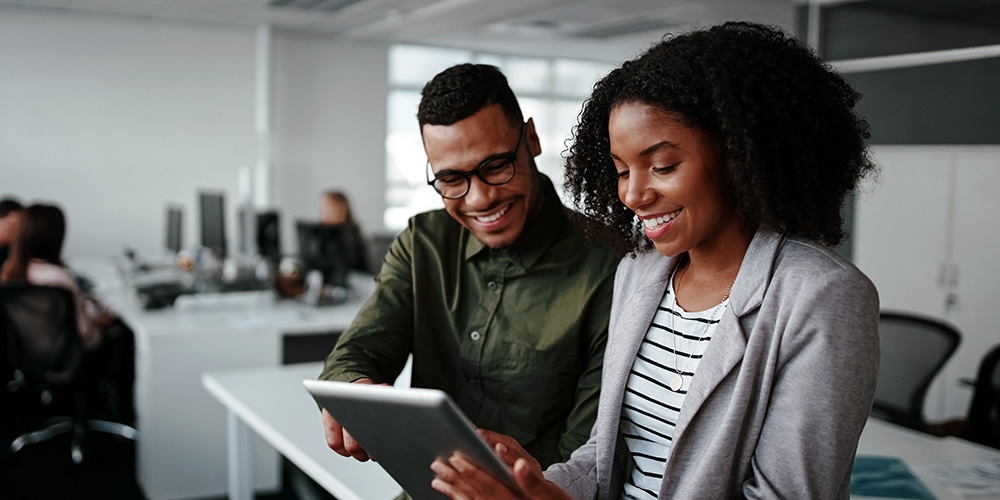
[545,431,600,500]
[743,264,880,499]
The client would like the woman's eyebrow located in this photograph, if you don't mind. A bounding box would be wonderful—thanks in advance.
[610,140,679,161]
[639,141,679,156]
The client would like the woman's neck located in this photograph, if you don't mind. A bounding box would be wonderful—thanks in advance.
[673,228,751,312]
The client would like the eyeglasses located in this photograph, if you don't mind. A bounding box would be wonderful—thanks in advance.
[426,123,526,200]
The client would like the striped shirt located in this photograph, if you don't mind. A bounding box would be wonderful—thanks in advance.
[619,276,728,500]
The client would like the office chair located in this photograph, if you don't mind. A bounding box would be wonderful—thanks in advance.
[965,343,1000,449]
[0,284,137,465]
[870,311,961,433]
[365,230,399,275]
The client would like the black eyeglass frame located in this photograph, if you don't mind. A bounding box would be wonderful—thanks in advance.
[425,122,527,200]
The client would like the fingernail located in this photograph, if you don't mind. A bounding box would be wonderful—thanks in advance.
[498,443,508,453]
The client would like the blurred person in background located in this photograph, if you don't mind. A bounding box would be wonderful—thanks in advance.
[320,190,370,273]
[1,203,135,422]
[0,197,24,270]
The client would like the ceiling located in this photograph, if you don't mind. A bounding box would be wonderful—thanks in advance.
[0,0,797,61]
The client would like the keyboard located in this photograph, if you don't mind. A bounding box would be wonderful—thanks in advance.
[173,290,277,312]
[135,281,191,310]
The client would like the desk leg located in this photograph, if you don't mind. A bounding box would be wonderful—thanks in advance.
[227,411,253,500]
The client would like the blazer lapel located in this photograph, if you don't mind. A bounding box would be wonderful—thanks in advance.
[597,253,674,498]
[670,230,785,442]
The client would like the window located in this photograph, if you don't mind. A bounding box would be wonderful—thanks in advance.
[384,44,613,231]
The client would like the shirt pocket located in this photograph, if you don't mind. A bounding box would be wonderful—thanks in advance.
[487,339,580,408]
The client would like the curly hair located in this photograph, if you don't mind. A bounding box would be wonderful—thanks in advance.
[417,63,523,129]
[565,22,875,256]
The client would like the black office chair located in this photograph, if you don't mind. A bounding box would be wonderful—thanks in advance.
[0,284,137,464]
[871,311,961,433]
[965,343,1000,449]
[365,230,399,275]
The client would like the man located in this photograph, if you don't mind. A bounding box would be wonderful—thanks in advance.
[319,63,618,470]
[0,198,24,271]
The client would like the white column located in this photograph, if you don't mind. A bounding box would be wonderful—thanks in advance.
[254,24,273,209]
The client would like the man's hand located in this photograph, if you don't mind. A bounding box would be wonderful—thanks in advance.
[429,430,572,500]
[321,378,376,462]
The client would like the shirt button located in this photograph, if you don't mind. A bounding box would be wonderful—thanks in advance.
[486,281,497,290]
[470,331,481,341]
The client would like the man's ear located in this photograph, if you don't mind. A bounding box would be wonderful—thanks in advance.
[525,117,542,157]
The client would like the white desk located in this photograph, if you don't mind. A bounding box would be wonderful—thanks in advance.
[70,256,375,500]
[855,417,1000,500]
[203,362,405,500]
[203,360,1000,500]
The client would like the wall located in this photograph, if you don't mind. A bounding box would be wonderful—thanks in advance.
[272,31,388,254]
[793,2,1000,145]
[844,58,1000,145]
[0,8,389,259]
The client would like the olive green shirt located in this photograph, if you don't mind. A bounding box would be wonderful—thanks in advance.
[320,175,617,467]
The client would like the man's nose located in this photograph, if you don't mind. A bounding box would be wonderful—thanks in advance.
[464,176,498,209]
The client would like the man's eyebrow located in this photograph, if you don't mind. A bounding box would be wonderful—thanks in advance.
[431,151,516,177]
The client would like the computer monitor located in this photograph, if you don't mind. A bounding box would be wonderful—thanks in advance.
[256,211,281,263]
[199,191,227,258]
[296,221,348,289]
[237,209,281,262]
[165,205,183,254]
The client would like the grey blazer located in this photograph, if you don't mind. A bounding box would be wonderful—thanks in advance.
[545,230,880,500]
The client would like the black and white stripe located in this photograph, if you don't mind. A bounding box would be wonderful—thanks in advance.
[619,278,726,500]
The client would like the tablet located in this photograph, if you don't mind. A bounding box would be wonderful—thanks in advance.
[302,379,519,500]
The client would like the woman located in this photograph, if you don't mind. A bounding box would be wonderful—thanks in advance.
[0,204,109,351]
[319,190,370,273]
[2,203,135,421]
[430,22,879,500]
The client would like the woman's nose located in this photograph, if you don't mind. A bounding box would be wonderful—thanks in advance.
[621,171,653,209]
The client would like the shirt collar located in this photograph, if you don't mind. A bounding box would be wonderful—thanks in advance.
[463,173,566,270]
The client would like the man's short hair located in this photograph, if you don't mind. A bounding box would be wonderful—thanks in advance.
[417,63,523,129]
[0,198,23,218]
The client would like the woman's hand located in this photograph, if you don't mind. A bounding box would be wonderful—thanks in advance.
[430,430,573,500]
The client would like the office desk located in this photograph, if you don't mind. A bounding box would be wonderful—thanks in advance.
[204,361,1000,500]
[203,362,406,500]
[70,256,375,500]
[855,418,1000,500]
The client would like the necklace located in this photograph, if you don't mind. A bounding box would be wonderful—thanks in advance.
[666,261,734,392]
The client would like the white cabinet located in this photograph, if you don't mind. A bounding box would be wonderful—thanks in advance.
[854,145,1000,421]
